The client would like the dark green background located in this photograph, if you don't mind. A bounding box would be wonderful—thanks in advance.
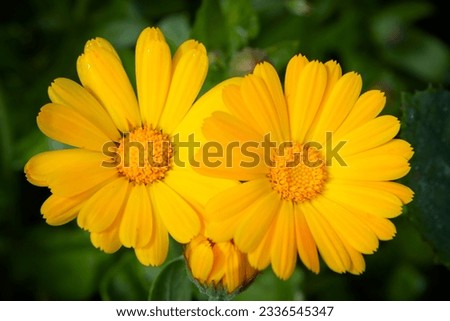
[1,0,449,300]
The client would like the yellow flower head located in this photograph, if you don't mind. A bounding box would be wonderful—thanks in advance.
[24,27,235,266]
[185,234,258,296]
[196,55,414,279]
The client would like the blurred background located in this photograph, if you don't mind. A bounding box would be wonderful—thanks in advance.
[0,0,449,300]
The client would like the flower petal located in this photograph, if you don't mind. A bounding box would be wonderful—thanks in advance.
[307,72,362,144]
[253,62,290,141]
[205,178,273,242]
[158,40,208,134]
[37,103,112,151]
[330,153,411,181]
[240,65,286,141]
[361,181,414,204]
[186,236,214,282]
[150,181,200,243]
[119,183,153,248]
[135,197,169,267]
[270,201,297,280]
[77,177,129,232]
[335,90,385,136]
[25,149,117,196]
[41,192,90,226]
[234,191,280,253]
[77,37,141,132]
[294,204,320,273]
[48,78,120,141]
[90,224,122,254]
[247,223,274,270]
[312,197,379,254]
[173,77,242,144]
[287,60,328,142]
[324,181,404,218]
[332,115,401,158]
[163,166,237,213]
[302,201,351,273]
[135,27,172,127]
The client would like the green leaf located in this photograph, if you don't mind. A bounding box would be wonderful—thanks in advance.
[149,256,193,300]
[220,0,259,53]
[12,226,113,300]
[191,0,228,51]
[158,13,191,49]
[192,0,259,54]
[400,88,450,268]
[100,252,161,301]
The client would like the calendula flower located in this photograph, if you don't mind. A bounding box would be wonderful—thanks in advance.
[185,234,258,296]
[196,56,414,279]
[24,27,235,266]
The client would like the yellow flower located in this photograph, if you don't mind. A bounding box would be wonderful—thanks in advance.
[185,234,258,295]
[24,27,235,266]
[196,55,414,279]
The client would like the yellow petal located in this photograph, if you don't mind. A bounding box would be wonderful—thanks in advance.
[90,223,122,254]
[253,62,290,141]
[284,54,309,112]
[119,184,153,248]
[158,40,208,134]
[361,181,414,204]
[186,236,214,282]
[208,242,228,282]
[223,246,245,292]
[335,90,386,136]
[77,37,141,132]
[41,192,90,226]
[330,153,411,181]
[345,139,413,161]
[135,198,169,266]
[307,72,362,144]
[173,77,242,144]
[302,201,351,273]
[333,115,401,158]
[234,191,280,253]
[270,201,297,280]
[361,213,397,241]
[324,181,404,218]
[240,65,285,141]
[194,144,266,181]
[77,177,129,232]
[37,103,112,151]
[312,197,379,254]
[221,83,263,135]
[150,181,200,243]
[205,178,273,242]
[195,111,266,181]
[341,238,366,275]
[163,166,237,213]
[25,149,117,196]
[48,78,120,141]
[294,204,320,273]
[247,223,274,270]
[322,60,343,103]
[135,27,171,127]
[288,61,328,142]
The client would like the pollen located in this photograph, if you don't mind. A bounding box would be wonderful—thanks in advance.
[116,126,173,185]
[267,142,327,202]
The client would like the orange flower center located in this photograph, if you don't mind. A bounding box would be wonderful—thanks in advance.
[267,142,327,202]
[116,126,173,185]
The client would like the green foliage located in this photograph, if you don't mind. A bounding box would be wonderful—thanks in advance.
[0,0,449,301]
[400,88,450,267]
[149,256,193,301]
